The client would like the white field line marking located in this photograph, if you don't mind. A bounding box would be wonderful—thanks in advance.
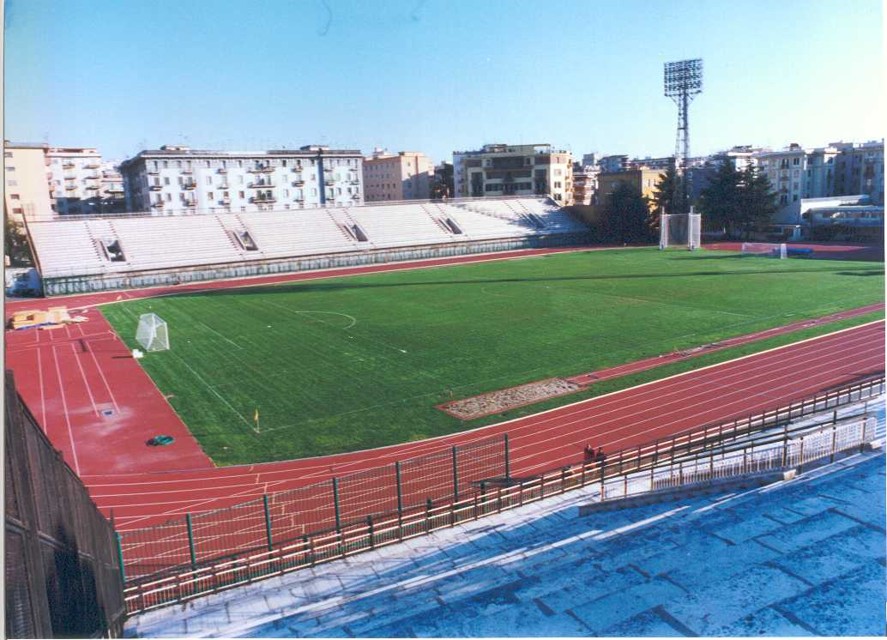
[86,340,121,412]
[198,321,243,349]
[51,345,81,475]
[172,353,254,431]
[69,342,100,417]
[295,310,358,330]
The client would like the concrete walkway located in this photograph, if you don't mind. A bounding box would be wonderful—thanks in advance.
[125,444,886,637]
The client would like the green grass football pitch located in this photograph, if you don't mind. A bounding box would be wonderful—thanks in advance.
[101,248,884,465]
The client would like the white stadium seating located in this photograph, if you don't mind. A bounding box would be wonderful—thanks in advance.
[27,197,587,292]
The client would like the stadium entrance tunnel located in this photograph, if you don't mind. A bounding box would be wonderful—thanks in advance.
[147,435,175,447]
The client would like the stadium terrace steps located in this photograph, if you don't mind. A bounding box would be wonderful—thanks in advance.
[28,197,587,280]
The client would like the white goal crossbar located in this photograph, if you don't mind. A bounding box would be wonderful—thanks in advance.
[136,313,170,352]
[740,242,788,259]
[659,213,701,250]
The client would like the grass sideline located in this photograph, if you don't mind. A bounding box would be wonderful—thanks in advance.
[101,248,884,465]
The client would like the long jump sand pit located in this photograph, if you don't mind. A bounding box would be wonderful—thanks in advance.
[439,378,581,420]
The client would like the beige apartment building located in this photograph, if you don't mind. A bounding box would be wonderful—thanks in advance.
[362,150,434,201]
[453,144,573,205]
[46,147,105,215]
[4,142,54,223]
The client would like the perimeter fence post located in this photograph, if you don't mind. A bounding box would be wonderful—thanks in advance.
[504,434,511,483]
[115,532,126,584]
[395,461,404,537]
[263,495,273,552]
[367,515,375,549]
[830,425,838,462]
[185,513,197,569]
[452,446,459,501]
[332,477,341,532]
[425,498,433,532]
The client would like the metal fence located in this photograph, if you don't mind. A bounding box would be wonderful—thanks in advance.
[118,435,508,583]
[5,372,126,638]
[121,374,885,614]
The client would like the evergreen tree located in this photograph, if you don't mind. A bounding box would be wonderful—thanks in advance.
[737,164,778,240]
[601,181,655,244]
[4,216,32,267]
[698,159,742,238]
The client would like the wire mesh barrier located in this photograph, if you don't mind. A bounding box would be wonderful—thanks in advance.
[120,375,885,614]
[5,372,126,638]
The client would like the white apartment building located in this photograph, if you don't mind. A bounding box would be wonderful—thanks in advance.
[46,147,104,215]
[363,150,434,201]
[756,144,809,208]
[3,142,54,223]
[453,144,573,205]
[833,140,884,205]
[119,145,364,214]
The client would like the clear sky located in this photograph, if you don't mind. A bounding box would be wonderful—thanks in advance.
[4,0,884,165]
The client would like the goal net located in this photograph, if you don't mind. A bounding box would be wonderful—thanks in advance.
[740,242,788,259]
[659,213,701,250]
[136,313,170,352]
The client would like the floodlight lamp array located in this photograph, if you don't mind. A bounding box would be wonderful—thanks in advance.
[663,59,703,97]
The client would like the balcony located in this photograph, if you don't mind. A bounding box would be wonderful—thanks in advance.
[65,184,78,191]
[85,184,99,191]
[151,201,165,208]
[248,165,275,173]
[219,183,230,189]
[62,161,75,169]
[217,167,228,174]
[250,196,276,204]
[219,198,231,205]
[149,185,163,191]
[182,199,197,207]
[147,169,160,175]
[248,181,274,188]
[182,182,197,190]
[292,180,305,187]
[85,162,101,169]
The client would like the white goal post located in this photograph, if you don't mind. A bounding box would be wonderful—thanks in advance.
[659,212,701,250]
[740,242,788,259]
[136,313,170,352]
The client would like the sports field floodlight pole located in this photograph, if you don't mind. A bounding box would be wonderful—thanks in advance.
[664,58,703,210]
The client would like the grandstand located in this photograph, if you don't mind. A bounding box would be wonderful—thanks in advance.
[25,196,588,295]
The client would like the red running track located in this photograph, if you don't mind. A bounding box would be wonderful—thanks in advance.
[90,320,884,530]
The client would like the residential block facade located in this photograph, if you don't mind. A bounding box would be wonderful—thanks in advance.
[4,142,53,223]
[119,145,364,214]
[362,150,434,202]
[453,144,573,205]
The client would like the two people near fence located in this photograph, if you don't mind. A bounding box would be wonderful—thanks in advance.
[584,444,607,464]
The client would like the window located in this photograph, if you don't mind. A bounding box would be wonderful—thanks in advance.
[164,177,170,185]
[239,191,245,199]
[12,207,23,214]
[7,180,17,186]
[165,193,172,202]
[10,194,20,200]
[792,158,799,165]
[176,160,182,168]
[206,176,212,185]
[163,161,169,168]
[4,152,12,158]
[208,192,214,200]
[206,160,211,168]
[284,189,289,197]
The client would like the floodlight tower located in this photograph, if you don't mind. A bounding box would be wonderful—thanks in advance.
[664,58,703,209]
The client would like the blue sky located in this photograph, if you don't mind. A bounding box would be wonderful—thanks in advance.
[4,0,883,165]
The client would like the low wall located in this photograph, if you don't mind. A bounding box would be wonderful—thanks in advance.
[41,233,589,296]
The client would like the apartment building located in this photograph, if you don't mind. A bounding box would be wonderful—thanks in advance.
[46,147,104,215]
[363,150,434,201]
[119,145,364,214]
[453,144,573,205]
[756,144,809,208]
[3,142,53,223]
[833,140,884,205]
[594,168,665,212]
[572,154,600,206]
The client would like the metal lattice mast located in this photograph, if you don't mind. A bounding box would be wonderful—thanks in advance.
[664,59,703,210]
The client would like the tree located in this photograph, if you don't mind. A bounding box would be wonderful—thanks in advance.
[737,164,778,240]
[600,181,656,244]
[698,159,742,237]
[4,216,33,267]
[650,161,687,218]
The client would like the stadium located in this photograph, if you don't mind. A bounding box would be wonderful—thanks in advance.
[5,194,885,636]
